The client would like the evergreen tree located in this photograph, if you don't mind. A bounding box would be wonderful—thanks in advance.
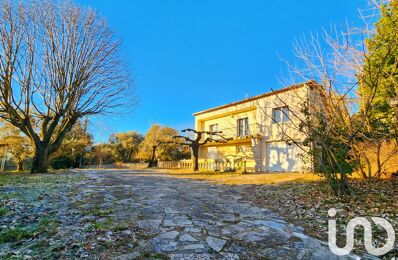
[360,0,398,129]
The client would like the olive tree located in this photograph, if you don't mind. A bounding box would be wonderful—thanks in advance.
[110,131,143,163]
[139,124,186,166]
[0,122,33,171]
[0,1,133,172]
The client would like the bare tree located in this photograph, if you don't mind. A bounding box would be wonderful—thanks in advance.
[174,128,230,171]
[0,1,134,172]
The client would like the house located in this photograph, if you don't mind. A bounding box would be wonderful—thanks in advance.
[193,80,321,173]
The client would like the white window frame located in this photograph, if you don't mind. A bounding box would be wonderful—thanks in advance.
[237,117,249,136]
[209,124,219,133]
[272,106,290,123]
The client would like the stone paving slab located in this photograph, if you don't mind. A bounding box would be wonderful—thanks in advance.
[79,170,356,259]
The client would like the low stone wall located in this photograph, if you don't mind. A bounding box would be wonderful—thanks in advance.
[116,162,148,169]
[81,164,116,169]
[157,161,180,169]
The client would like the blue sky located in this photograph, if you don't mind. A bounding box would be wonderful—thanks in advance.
[75,0,365,142]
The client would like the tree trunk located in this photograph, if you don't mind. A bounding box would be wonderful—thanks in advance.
[98,156,103,168]
[191,145,199,171]
[333,173,353,197]
[31,144,50,173]
[147,146,157,168]
[17,161,24,171]
[375,141,383,178]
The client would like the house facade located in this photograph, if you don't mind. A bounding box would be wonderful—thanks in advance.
[193,80,320,173]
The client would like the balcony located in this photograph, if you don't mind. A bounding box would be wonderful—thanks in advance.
[202,123,266,143]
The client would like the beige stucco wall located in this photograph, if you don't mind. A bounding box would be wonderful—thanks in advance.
[201,143,253,159]
[200,110,256,138]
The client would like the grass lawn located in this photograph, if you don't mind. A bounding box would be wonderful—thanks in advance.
[0,170,75,186]
[0,171,83,258]
[0,171,158,259]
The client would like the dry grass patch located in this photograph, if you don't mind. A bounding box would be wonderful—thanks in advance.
[160,169,322,185]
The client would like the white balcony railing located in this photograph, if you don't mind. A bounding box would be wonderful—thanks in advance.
[201,122,301,142]
[202,123,267,141]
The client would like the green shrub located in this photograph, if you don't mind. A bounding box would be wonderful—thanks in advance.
[51,158,73,169]
[0,227,36,243]
[0,207,9,216]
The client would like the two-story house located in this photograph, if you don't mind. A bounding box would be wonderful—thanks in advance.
[193,80,321,173]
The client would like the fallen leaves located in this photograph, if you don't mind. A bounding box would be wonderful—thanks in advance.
[243,177,398,257]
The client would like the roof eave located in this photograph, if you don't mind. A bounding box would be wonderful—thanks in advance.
[193,80,319,116]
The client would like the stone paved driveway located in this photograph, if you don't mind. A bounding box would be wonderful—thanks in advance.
[79,169,351,259]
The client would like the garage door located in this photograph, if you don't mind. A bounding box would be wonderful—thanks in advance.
[266,142,301,172]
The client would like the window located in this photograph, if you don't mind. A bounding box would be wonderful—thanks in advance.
[236,145,251,154]
[208,147,217,159]
[272,106,290,123]
[209,124,219,139]
[237,117,249,136]
[209,124,218,133]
